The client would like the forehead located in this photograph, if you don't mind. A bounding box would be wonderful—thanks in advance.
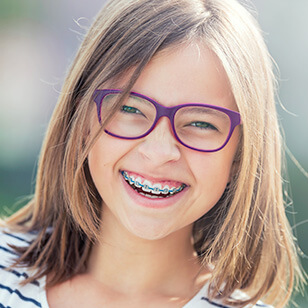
[118,43,237,111]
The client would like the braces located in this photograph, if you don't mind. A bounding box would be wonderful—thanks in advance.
[121,171,185,195]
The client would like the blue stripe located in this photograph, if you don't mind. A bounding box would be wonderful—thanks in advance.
[0,303,12,308]
[0,265,40,287]
[0,284,41,307]
[3,232,32,244]
[0,246,18,256]
[201,297,232,308]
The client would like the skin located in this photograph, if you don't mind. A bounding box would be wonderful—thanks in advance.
[47,43,240,307]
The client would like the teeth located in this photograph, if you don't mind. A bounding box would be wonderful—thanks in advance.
[152,184,162,195]
[169,187,176,195]
[142,180,152,192]
[123,171,128,179]
[121,171,186,196]
[162,186,170,194]
[134,177,142,188]
[128,175,135,185]
[139,192,164,199]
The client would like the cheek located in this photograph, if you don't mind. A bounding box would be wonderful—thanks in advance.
[88,141,107,197]
[193,157,231,203]
[87,134,135,196]
[191,152,234,185]
[88,134,116,188]
[188,135,239,207]
[88,134,122,173]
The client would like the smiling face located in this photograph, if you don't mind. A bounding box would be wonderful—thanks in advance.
[88,43,240,241]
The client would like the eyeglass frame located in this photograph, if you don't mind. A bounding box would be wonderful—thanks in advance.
[93,89,241,152]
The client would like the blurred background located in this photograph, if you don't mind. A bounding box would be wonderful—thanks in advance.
[0,0,307,305]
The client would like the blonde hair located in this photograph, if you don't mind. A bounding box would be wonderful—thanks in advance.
[2,0,304,306]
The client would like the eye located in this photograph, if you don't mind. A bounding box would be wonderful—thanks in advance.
[189,121,218,130]
[121,105,143,114]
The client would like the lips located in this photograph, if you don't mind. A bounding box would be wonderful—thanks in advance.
[121,170,187,198]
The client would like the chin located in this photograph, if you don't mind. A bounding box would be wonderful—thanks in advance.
[124,218,177,241]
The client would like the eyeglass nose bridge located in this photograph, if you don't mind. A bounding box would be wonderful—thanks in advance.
[148,103,179,138]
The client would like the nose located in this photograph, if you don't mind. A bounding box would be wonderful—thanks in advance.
[137,117,181,164]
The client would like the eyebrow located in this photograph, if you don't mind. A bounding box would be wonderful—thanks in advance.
[129,94,153,106]
[183,107,227,119]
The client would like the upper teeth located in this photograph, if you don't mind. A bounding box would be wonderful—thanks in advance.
[122,171,184,195]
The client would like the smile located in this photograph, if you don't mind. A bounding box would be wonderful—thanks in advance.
[121,171,187,199]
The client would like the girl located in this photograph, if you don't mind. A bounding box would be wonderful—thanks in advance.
[0,0,304,307]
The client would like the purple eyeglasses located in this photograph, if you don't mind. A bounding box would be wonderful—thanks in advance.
[93,89,241,152]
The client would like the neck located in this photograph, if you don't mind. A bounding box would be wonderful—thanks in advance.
[86,208,208,297]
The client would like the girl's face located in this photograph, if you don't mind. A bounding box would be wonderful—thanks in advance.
[88,44,240,241]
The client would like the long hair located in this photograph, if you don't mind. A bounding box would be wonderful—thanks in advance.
[2,0,304,306]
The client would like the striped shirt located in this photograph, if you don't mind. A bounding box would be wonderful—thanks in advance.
[0,229,273,308]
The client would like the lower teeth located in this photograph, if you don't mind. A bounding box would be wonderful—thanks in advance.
[135,186,174,198]
[139,192,166,199]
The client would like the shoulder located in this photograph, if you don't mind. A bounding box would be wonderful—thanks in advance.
[185,283,274,308]
[0,227,48,308]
